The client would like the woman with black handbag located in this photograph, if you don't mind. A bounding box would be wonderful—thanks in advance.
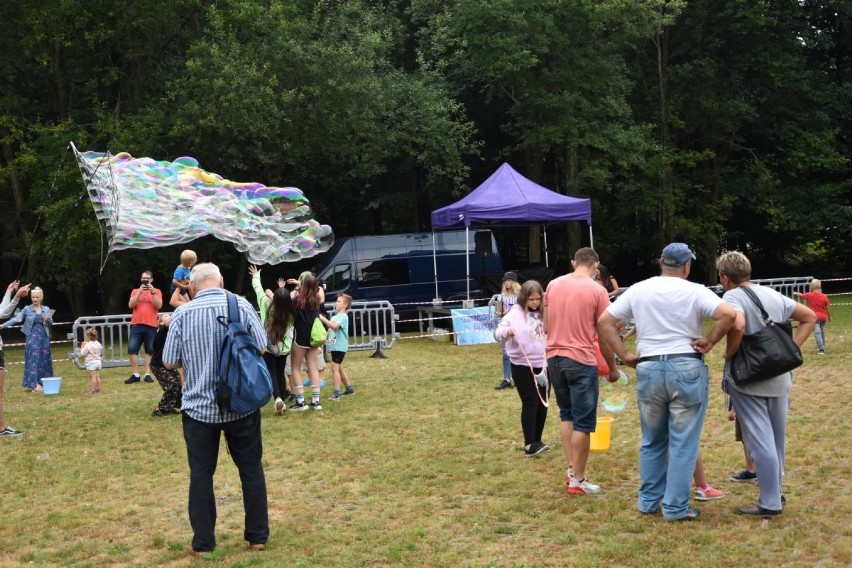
[716,252,816,517]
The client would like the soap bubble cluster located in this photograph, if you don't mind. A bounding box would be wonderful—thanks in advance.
[73,147,334,264]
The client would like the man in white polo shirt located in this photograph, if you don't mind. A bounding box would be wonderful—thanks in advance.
[598,243,735,521]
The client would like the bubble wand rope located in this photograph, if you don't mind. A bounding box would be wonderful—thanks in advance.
[517,340,549,408]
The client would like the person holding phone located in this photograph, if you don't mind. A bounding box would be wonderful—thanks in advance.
[125,270,162,384]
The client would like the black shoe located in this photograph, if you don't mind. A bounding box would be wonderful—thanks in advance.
[143,374,154,383]
[125,375,141,384]
[738,506,782,517]
[524,441,548,457]
[665,507,700,521]
[151,409,166,417]
[495,379,513,390]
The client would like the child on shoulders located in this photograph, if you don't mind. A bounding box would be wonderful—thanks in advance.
[171,250,197,297]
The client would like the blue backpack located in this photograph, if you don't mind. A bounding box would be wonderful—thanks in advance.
[216,292,273,414]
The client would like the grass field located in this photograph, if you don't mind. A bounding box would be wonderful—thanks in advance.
[0,297,850,567]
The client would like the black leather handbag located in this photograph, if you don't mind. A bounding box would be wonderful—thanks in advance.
[730,286,803,385]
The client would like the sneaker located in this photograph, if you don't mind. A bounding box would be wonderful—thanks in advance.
[694,484,725,501]
[309,401,323,411]
[818,350,825,355]
[343,387,355,395]
[274,397,285,415]
[730,469,758,483]
[143,374,154,383]
[524,441,548,457]
[125,374,141,384]
[329,393,342,401]
[290,401,309,412]
[495,379,513,390]
[0,426,23,437]
[567,477,601,495]
[666,507,701,521]
[565,466,574,486]
[286,394,296,404]
[151,409,167,417]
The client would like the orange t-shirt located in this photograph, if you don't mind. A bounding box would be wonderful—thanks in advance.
[544,273,611,366]
[129,289,161,327]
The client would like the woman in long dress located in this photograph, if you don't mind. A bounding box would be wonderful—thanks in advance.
[0,286,54,391]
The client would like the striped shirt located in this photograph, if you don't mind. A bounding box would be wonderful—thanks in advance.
[162,287,267,423]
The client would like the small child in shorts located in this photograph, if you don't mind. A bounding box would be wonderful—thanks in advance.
[80,327,103,394]
[171,249,197,297]
[320,294,354,401]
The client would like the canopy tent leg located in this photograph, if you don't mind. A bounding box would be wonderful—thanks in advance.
[589,226,594,250]
[543,225,549,268]
[465,226,471,300]
[432,230,439,301]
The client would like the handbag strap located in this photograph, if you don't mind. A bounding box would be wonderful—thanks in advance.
[739,286,774,325]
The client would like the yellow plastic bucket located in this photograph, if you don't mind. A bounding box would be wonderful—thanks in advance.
[589,416,613,453]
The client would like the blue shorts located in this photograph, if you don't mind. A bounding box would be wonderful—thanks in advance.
[547,355,599,432]
[128,324,157,355]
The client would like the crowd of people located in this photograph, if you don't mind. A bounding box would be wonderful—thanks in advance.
[0,242,829,554]
[495,244,818,522]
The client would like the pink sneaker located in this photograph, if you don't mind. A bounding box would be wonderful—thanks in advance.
[695,484,725,501]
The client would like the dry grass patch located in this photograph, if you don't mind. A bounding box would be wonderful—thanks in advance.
[0,300,850,566]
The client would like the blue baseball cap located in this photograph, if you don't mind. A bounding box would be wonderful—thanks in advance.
[661,243,696,267]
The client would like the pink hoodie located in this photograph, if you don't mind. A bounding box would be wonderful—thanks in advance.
[494,304,546,368]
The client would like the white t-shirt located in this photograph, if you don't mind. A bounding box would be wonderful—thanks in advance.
[606,276,723,357]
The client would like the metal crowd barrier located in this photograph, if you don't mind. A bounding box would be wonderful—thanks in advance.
[67,315,133,370]
[67,301,399,368]
[709,276,813,298]
[331,300,399,357]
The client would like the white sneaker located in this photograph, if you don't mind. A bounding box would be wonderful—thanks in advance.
[309,401,323,411]
[567,477,601,495]
[274,397,285,415]
[565,466,574,486]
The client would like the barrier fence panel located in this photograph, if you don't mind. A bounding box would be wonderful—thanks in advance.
[338,300,399,353]
[66,302,399,369]
[68,315,134,369]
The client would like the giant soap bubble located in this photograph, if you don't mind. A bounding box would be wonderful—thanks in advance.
[71,143,334,265]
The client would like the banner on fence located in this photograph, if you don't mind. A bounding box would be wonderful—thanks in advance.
[451,307,497,345]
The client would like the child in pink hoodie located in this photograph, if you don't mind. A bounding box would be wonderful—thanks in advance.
[494,280,549,456]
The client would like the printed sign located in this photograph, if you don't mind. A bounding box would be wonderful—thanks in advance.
[450,307,497,345]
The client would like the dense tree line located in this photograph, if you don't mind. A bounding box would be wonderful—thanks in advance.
[1,0,848,316]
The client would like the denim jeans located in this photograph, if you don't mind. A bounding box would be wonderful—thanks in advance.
[501,346,511,380]
[182,412,269,552]
[635,357,708,519]
[547,356,599,432]
[813,321,826,352]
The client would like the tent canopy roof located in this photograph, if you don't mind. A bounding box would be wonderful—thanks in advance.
[431,163,592,229]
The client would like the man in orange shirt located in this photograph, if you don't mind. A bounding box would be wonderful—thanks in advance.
[544,247,619,496]
[125,270,163,384]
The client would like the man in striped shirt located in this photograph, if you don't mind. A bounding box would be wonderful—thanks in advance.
[163,262,269,557]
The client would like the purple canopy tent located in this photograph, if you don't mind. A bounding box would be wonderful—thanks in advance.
[430,163,593,300]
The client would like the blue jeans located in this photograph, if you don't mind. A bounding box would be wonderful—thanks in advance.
[128,324,156,355]
[547,356,598,432]
[501,346,511,379]
[635,357,708,519]
[813,321,826,352]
